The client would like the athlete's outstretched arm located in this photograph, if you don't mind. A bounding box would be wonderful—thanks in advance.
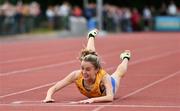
[43,71,78,103]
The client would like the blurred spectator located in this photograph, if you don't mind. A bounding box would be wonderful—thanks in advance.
[22,4,30,16]
[29,1,40,17]
[142,6,152,31]
[159,3,167,16]
[84,3,97,30]
[103,5,114,32]
[0,6,5,35]
[102,4,109,31]
[29,1,41,30]
[14,0,24,33]
[69,5,87,34]
[131,8,142,31]
[84,3,96,20]
[72,6,82,17]
[167,0,177,16]
[22,4,31,32]
[1,1,16,34]
[58,1,71,30]
[116,7,123,32]
[46,5,55,29]
[178,7,180,16]
[150,6,157,17]
[0,0,180,36]
[121,8,132,32]
[107,5,118,32]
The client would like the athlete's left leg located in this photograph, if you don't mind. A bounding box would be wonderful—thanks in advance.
[111,50,131,94]
[86,29,99,52]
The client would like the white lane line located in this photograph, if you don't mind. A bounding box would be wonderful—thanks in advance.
[91,71,180,111]
[0,45,163,76]
[102,50,180,71]
[11,100,72,104]
[0,50,179,99]
[0,51,76,64]
[0,60,77,77]
[0,44,120,64]
[0,82,56,99]
[121,70,180,99]
[0,50,118,76]
[1,103,180,109]
[11,100,41,104]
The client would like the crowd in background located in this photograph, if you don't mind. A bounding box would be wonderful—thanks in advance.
[0,0,180,35]
[0,1,41,35]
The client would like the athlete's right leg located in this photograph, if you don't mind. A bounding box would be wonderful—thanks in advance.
[86,29,99,52]
[111,50,131,94]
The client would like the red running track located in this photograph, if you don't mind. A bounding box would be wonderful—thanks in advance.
[0,32,180,111]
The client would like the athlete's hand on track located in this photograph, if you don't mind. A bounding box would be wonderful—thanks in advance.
[69,99,94,104]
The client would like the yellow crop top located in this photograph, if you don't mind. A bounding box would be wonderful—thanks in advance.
[75,69,106,98]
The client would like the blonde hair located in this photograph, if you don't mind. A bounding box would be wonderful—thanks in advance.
[79,49,101,69]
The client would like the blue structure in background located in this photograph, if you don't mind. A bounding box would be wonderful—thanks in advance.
[155,16,180,31]
[87,17,97,31]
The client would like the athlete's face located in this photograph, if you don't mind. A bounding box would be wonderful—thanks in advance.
[81,61,98,80]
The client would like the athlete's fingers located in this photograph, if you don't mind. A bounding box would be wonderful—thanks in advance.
[69,101,79,104]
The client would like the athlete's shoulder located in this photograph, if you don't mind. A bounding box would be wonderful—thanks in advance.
[72,70,82,80]
[99,69,108,75]
[99,69,110,79]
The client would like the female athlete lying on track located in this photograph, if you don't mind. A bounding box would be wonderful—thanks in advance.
[43,29,131,104]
